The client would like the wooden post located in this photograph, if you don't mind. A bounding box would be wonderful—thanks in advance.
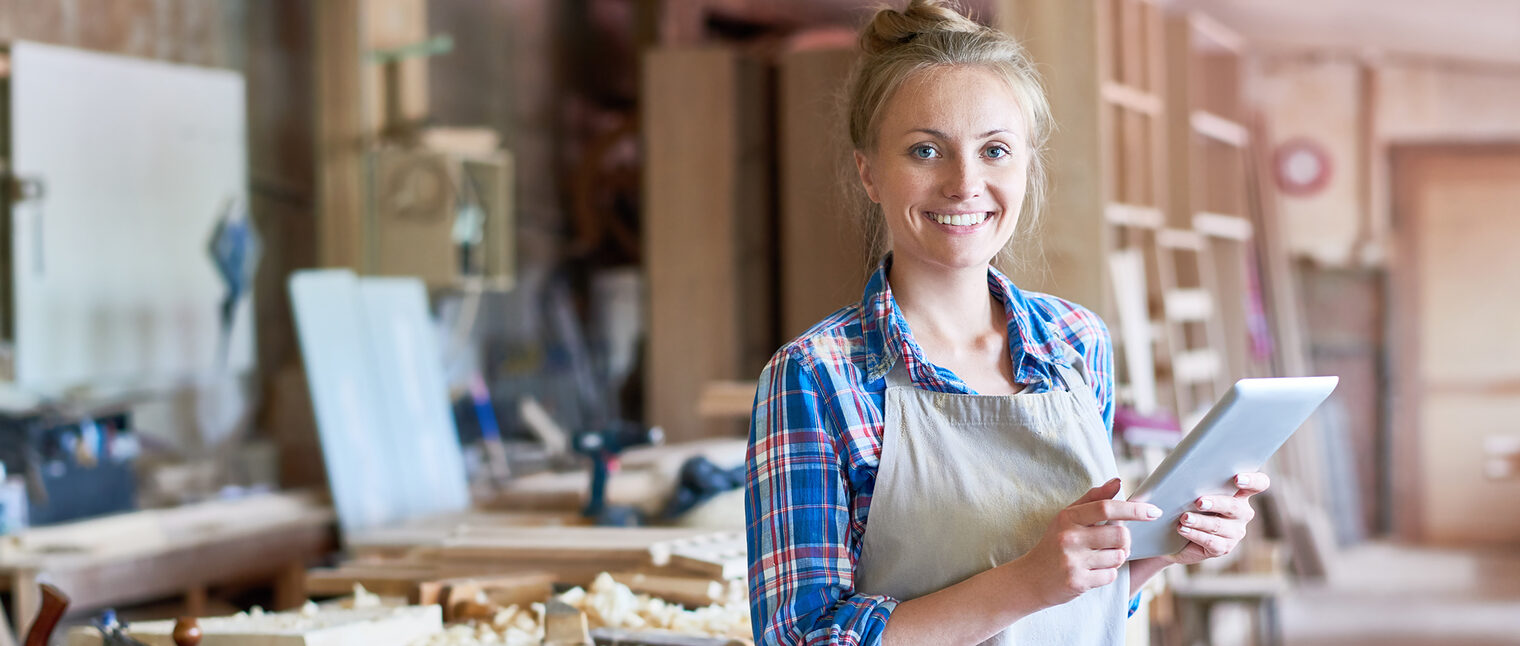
[312,0,366,270]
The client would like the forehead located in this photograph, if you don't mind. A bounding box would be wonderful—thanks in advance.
[879,65,1027,141]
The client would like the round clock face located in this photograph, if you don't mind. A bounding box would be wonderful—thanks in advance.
[1273,138,1333,197]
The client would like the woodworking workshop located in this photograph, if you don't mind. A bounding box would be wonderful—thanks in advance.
[0,0,1514,645]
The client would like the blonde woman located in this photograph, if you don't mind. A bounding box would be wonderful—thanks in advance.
[745,2,1269,644]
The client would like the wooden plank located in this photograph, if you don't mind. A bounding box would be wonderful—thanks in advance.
[1108,249,1158,413]
[662,532,746,581]
[1117,0,1143,89]
[1104,203,1164,229]
[1208,237,1254,382]
[1172,349,1220,385]
[64,605,442,646]
[1164,13,1195,230]
[643,47,773,442]
[1155,228,1205,251]
[313,0,365,270]
[1193,212,1253,240]
[361,0,428,134]
[1186,12,1245,54]
[697,380,758,418]
[1163,288,1214,323]
[1100,81,1162,115]
[606,572,731,609]
[1191,110,1249,148]
[994,0,1112,319]
[10,517,334,634]
[778,47,866,342]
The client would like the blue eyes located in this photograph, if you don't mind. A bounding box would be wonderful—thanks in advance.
[909,145,1013,161]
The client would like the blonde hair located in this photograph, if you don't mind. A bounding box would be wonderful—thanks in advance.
[845,0,1052,266]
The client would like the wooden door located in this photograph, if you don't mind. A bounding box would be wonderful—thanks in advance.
[1392,146,1520,544]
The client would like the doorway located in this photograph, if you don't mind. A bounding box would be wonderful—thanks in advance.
[1390,145,1520,544]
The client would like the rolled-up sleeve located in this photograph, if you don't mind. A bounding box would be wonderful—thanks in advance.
[746,350,898,646]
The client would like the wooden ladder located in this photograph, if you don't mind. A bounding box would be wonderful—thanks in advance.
[1151,227,1230,430]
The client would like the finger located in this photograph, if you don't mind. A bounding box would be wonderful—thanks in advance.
[1195,495,1255,521]
[1179,512,1244,540]
[1072,477,1122,506]
[1088,547,1128,570]
[1178,525,1232,558]
[1069,498,1163,526]
[1076,524,1131,551]
[1233,472,1271,497]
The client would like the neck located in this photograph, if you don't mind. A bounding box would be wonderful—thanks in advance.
[888,254,1000,349]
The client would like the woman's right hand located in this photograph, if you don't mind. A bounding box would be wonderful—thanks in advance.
[1011,478,1161,608]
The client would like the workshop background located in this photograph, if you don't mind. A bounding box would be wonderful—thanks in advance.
[0,0,1516,645]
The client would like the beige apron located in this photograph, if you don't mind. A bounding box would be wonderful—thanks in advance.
[856,350,1128,645]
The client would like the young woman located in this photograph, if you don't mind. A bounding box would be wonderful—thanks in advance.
[745,2,1269,644]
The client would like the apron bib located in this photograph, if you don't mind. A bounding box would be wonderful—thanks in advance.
[856,350,1128,645]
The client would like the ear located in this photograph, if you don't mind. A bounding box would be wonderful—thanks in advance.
[854,150,881,204]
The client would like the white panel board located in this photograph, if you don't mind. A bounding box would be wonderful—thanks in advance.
[290,271,468,536]
[8,41,253,392]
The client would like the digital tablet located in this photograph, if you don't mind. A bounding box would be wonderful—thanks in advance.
[1124,376,1339,560]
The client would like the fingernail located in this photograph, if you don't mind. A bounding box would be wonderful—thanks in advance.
[1236,475,1250,488]
[1109,477,1121,486]
[1145,505,1162,519]
[1179,526,1193,536]
[1181,512,1193,525]
[1198,498,1213,511]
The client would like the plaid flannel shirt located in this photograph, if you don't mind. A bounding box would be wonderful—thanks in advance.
[745,259,1119,646]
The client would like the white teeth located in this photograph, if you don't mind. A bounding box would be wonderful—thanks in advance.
[931,212,989,226]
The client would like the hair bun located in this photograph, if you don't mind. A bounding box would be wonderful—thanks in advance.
[859,0,983,56]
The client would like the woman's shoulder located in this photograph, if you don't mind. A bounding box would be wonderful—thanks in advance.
[1015,289,1111,350]
[764,303,872,378]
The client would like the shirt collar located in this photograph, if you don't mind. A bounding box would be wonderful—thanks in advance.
[860,255,1078,385]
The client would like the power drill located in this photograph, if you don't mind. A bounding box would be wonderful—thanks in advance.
[571,421,664,525]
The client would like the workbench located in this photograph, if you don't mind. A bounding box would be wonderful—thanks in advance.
[0,491,335,636]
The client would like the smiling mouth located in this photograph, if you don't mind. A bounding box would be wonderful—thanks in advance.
[926,211,993,226]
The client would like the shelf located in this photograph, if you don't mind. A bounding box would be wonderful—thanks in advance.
[1191,110,1249,147]
[1193,212,1254,240]
[1186,13,1245,54]
[1172,349,1221,385]
[1101,81,1163,116]
[1156,228,1206,251]
[1106,202,1165,228]
[1163,288,1214,323]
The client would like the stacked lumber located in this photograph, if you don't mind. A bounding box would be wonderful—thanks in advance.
[64,605,444,646]
[309,513,746,605]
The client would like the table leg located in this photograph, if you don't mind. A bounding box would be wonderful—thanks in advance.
[10,572,36,641]
[185,585,208,617]
[272,560,306,610]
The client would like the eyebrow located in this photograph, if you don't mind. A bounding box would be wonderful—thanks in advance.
[909,128,1011,139]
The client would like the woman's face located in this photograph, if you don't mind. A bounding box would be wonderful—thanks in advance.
[855,65,1029,273]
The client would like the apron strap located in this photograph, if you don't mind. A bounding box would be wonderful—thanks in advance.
[1053,360,1103,420]
[884,357,914,388]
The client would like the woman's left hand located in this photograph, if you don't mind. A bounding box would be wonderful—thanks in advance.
[1162,472,1270,565]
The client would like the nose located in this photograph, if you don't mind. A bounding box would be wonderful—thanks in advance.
[942,155,982,201]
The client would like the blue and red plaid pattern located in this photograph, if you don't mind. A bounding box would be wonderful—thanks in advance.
[745,258,1116,645]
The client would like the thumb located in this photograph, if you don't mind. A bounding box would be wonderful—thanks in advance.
[1072,477,1122,506]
